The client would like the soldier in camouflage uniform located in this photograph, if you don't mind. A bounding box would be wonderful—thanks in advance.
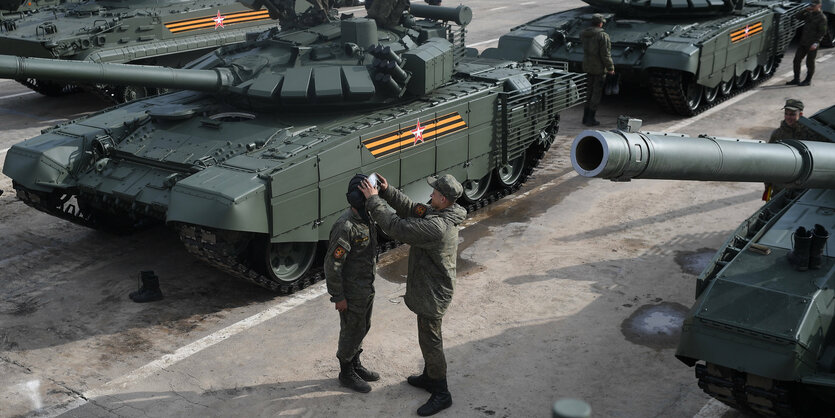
[325,174,380,393]
[787,0,828,86]
[765,99,813,200]
[580,13,615,127]
[359,173,466,416]
[769,99,808,143]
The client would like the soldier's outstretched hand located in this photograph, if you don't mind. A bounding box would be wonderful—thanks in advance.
[359,179,379,198]
[374,173,388,191]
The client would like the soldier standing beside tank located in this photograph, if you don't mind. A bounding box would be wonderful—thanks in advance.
[358,173,467,417]
[787,0,828,86]
[325,174,380,393]
[581,14,615,127]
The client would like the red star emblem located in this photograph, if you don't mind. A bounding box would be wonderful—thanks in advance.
[411,119,425,145]
[213,11,225,29]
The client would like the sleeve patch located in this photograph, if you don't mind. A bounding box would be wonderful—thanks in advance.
[333,245,347,260]
[414,203,428,218]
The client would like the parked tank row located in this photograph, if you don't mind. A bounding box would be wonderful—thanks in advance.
[0,0,286,102]
[1,1,831,416]
[483,0,806,116]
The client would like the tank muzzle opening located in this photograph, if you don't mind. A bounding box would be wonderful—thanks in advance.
[574,136,605,172]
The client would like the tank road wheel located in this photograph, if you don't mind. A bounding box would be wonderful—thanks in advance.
[116,85,151,103]
[719,77,734,96]
[749,66,762,82]
[461,172,493,204]
[734,72,750,89]
[494,152,526,188]
[265,241,318,287]
[683,81,704,114]
[762,56,777,76]
[703,85,719,105]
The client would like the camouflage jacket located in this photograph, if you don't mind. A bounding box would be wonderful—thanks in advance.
[769,120,809,143]
[798,10,828,46]
[325,209,377,303]
[581,27,614,75]
[367,186,467,318]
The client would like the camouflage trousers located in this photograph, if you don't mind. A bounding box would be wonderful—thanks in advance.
[793,45,818,80]
[417,315,447,379]
[584,74,605,112]
[336,293,374,363]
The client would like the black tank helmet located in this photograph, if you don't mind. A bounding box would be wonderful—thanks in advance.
[347,173,371,222]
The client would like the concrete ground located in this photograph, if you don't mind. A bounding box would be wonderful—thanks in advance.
[1,1,833,417]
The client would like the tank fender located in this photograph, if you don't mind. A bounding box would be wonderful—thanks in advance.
[641,42,699,74]
[1,130,98,192]
[167,165,269,233]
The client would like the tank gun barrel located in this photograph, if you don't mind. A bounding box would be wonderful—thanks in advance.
[571,129,835,188]
[0,54,235,92]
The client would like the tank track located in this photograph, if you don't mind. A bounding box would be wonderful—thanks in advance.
[696,362,798,417]
[175,139,552,294]
[16,78,80,96]
[649,56,781,116]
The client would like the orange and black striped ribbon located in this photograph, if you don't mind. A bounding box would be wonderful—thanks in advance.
[730,22,763,43]
[165,9,271,33]
[362,112,468,158]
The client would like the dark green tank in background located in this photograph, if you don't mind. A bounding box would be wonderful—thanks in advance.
[482,0,806,116]
[0,1,585,293]
[571,107,835,416]
[0,0,288,102]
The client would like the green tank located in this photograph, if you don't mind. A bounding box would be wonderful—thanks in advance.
[0,0,291,102]
[571,107,835,416]
[0,1,585,293]
[482,0,806,116]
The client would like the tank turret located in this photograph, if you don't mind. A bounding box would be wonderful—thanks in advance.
[570,105,835,417]
[482,0,806,116]
[2,3,586,294]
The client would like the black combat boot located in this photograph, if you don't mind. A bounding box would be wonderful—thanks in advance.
[407,367,431,392]
[351,349,380,382]
[810,224,829,270]
[786,76,800,85]
[787,226,812,271]
[129,271,163,303]
[585,110,600,126]
[798,76,812,87]
[417,377,453,416]
[339,360,371,393]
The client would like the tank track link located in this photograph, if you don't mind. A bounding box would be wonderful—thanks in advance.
[649,57,781,117]
[16,78,80,96]
[175,140,550,294]
[696,362,797,417]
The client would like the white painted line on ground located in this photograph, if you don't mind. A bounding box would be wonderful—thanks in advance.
[0,91,36,101]
[47,283,329,417]
[520,1,537,5]
[816,53,832,63]
[693,398,731,417]
[488,6,508,11]
[468,38,500,47]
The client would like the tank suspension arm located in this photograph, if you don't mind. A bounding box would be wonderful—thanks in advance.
[571,129,835,188]
[0,55,235,92]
